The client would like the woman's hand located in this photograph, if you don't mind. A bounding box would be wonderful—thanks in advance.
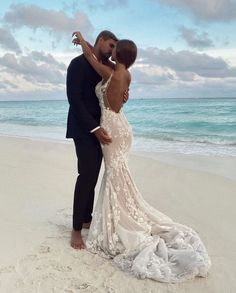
[72,31,83,46]
[71,30,113,81]
[123,89,129,103]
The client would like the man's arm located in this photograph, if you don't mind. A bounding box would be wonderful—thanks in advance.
[66,58,99,133]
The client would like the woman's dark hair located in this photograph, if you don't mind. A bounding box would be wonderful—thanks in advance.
[95,30,118,45]
[116,39,137,69]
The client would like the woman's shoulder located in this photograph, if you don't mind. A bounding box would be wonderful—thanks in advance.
[113,69,130,82]
[126,70,131,83]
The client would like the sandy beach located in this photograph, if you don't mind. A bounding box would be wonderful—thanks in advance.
[0,135,236,293]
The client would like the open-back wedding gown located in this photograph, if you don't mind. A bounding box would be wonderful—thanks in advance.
[86,74,211,283]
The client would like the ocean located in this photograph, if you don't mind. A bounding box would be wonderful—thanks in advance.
[0,98,236,156]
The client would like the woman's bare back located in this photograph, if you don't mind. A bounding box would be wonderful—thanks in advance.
[105,69,131,113]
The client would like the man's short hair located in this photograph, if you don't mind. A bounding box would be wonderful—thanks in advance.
[94,30,118,45]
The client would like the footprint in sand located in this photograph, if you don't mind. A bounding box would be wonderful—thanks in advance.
[56,208,72,218]
[0,265,15,273]
[38,244,51,254]
[51,263,72,272]
[65,278,101,292]
[104,286,115,293]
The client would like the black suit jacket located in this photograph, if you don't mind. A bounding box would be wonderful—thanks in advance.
[66,54,102,138]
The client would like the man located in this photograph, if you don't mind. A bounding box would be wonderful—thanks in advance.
[66,31,118,249]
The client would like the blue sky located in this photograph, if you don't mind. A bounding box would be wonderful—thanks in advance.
[0,0,236,100]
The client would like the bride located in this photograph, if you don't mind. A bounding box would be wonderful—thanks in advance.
[72,32,211,283]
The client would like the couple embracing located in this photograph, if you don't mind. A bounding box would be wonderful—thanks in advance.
[66,30,211,283]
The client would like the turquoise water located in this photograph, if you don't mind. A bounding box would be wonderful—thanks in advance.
[0,98,236,156]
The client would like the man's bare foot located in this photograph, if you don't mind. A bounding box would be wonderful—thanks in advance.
[82,222,91,229]
[71,230,85,249]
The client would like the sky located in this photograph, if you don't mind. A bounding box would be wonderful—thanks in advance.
[0,0,236,100]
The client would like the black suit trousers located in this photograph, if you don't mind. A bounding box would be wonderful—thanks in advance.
[73,135,102,230]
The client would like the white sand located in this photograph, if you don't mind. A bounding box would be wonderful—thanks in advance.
[0,136,236,293]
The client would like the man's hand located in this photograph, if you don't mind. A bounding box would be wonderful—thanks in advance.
[94,127,112,144]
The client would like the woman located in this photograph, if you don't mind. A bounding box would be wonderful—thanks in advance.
[72,32,211,283]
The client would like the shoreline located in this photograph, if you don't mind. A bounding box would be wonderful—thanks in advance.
[0,135,236,292]
[1,134,236,181]
[134,151,236,181]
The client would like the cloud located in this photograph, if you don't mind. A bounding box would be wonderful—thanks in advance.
[131,65,176,85]
[130,73,236,99]
[29,51,66,70]
[0,27,22,53]
[179,26,214,49]
[158,0,236,21]
[0,78,19,90]
[129,46,236,98]
[3,4,94,37]
[98,0,128,6]
[137,47,236,78]
[0,52,66,85]
[0,87,65,101]
[84,0,128,10]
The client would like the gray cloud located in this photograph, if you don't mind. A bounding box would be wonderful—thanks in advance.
[0,52,66,85]
[130,75,236,99]
[84,0,128,10]
[131,67,175,85]
[3,4,93,37]
[0,27,22,53]
[0,88,65,101]
[0,79,18,90]
[179,26,214,49]
[97,0,128,6]
[138,47,236,78]
[158,0,236,21]
[29,51,66,70]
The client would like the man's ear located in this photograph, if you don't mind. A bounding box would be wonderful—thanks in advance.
[98,37,104,44]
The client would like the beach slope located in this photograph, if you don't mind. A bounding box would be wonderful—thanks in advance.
[0,136,235,293]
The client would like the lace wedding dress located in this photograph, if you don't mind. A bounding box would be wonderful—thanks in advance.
[86,74,211,283]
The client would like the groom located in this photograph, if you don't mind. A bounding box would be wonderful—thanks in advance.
[66,30,118,249]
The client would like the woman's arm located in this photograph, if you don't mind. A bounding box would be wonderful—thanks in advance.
[72,31,113,81]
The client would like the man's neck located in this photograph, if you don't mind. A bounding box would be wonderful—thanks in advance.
[92,47,101,62]
[92,47,109,64]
